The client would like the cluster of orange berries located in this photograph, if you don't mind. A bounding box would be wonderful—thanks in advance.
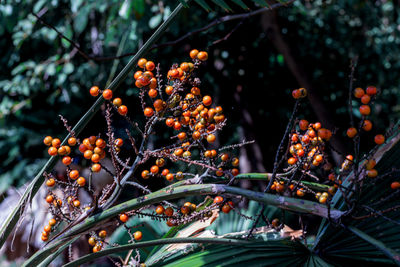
[288,120,331,168]
[141,158,186,182]
[40,218,57,241]
[291,88,307,99]
[90,86,129,116]
[88,230,107,252]
[132,50,238,178]
[44,136,72,157]
[347,86,385,146]
[213,196,234,213]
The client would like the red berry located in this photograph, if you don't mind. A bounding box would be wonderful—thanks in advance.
[354,87,364,98]
[374,134,385,145]
[118,105,128,116]
[102,89,113,100]
[366,86,377,96]
[90,86,99,96]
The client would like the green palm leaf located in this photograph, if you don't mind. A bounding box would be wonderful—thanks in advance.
[314,122,400,265]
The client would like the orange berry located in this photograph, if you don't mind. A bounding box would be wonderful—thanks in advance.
[134,71,143,80]
[313,122,322,130]
[216,168,224,177]
[362,120,373,131]
[44,225,51,233]
[48,147,58,156]
[166,118,175,127]
[174,148,184,157]
[149,78,157,89]
[288,157,297,165]
[164,207,174,217]
[88,237,96,246]
[173,121,182,131]
[98,230,107,238]
[299,120,309,131]
[77,177,86,187]
[181,205,190,214]
[361,94,371,104]
[67,137,77,146]
[79,143,87,153]
[192,131,201,140]
[141,170,150,179]
[296,189,305,197]
[112,98,122,107]
[391,182,400,190]
[153,99,164,111]
[148,89,158,98]
[49,218,57,226]
[165,85,174,95]
[190,49,199,59]
[230,158,239,168]
[115,138,123,147]
[206,134,216,143]
[137,75,150,86]
[135,80,143,88]
[145,61,155,71]
[178,132,187,140]
[120,213,129,223]
[191,87,200,95]
[197,51,208,61]
[297,149,305,157]
[134,231,142,241]
[347,127,357,138]
[203,95,212,106]
[354,87,365,98]
[43,136,53,146]
[92,163,101,172]
[46,195,54,203]
[144,107,154,117]
[73,200,80,207]
[138,58,147,68]
[102,89,113,100]
[156,158,165,167]
[84,150,93,159]
[166,173,174,181]
[346,155,354,161]
[93,245,102,253]
[118,105,128,116]
[365,159,376,170]
[95,138,106,148]
[214,196,224,204]
[69,170,79,180]
[315,154,324,163]
[292,89,301,99]
[319,196,327,204]
[62,156,72,166]
[366,86,377,96]
[51,138,61,148]
[46,178,56,187]
[359,105,371,116]
[180,62,189,72]
[150,165,159,174]
[155,205,165,214]
[374,134,385,145]
[161,169,169,176]
[367,169,378,178]
[271,218,280,227]
[231,168,239,176]
[90,86,99,96]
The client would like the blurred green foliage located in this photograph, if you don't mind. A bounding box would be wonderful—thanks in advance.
[1,0,400,197]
